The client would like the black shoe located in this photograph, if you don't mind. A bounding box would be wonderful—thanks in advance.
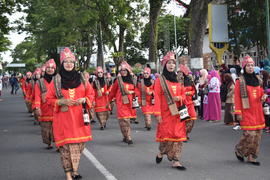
[110,111,113,115]
[127,140,133,145]
[248,161,260,166]
[173,165,186,170]
[72,174,82,179]
[235,151,244,162]
[46,145,53,150]
[183,140,188,143]
[134,121,139,124]
[100,127,104,130]
[90,120,96,124]
[156,155,163,164]
[122,138,128,143]
[146,127,151,131]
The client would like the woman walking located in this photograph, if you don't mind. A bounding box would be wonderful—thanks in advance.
[138,67,155,131]
[46,48,94,179]
[108,61,138,145]
[223,73,235,125]
[93,66,110,130]
[154,52,187,170]
[234,55,266,166]
[33,59,56,149]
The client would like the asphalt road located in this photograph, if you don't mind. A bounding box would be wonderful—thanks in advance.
[0,87,270,180]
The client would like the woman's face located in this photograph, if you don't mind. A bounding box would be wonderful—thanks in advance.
[245,63,254,74]
[166,60,176,72]
[143,71,150,78]
[120,68,128,77]
[46,67,55,75]
[36,73,41,79]
[97,71,103,78]
[63,58,75,71]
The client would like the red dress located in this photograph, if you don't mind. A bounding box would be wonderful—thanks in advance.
[108,80,137,119]
[154,78,187,142]
[25,81,33,103]
[234,80,265,130]
[94,85,110,112]
[184,86,197,121]
[46,82,94,147]
[33,80,53,122]
[138,82,154,115]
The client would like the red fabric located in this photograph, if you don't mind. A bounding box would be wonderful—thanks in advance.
[60,47,76,63]
[46,82,95,147]
[241,55,254,68]
[184,86,197,120]
[154,78,187,142]
[137,82,154,114]
[25,81,33,103]
[108,80,138,119]
[94,85,110,112]
[20,78,26,97]
[161,52,175,66]
[234,80,265,130]
[33,80,54,121]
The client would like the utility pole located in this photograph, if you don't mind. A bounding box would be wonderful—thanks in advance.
[266,0,270,59]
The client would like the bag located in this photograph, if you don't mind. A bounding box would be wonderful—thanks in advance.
[220,84,228,102]
[263,103,270,115]
[132,96,140,109]
[178,105,190,121]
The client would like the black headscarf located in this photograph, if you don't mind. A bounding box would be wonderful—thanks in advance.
[183,75,193,87]
[26,78,31,83]
[243,68,259,87]
[59,64,81,90]
[44,72,56,83]
[122,71,134,84]
[93,76,106,89]
[162,65,178,83]
[144,77,152,87]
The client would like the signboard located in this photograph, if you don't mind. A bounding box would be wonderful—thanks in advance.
[209,4,228,42]
[6,63,26,68]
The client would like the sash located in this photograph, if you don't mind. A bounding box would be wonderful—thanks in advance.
[37,78,47,103]
[239,75,250,109]
[117,76,129,104]
[141,79,146,106]
[94,79,102,97]
[160,75,179,116]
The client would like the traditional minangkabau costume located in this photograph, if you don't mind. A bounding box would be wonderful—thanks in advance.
[108,61,138,145]
[31,68,42,125]
[93,66,110,130]
[178,64,197,140]
[154,52,187,169]
[46,48,94,177]
[234,55,265,165]
[33,59,56,149]
[138,67,155,130]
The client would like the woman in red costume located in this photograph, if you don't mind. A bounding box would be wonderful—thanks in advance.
[177,64,197,141]
[138,67,155,130]
[93,66,110,130]
[234,55,267,166]
[109,61,138,145]
[154,52,187,170]
[46,48,94,180]
[24,72,33,113]
[33,59,56,149]
[31,68,42,125]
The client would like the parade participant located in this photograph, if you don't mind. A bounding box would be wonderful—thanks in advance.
[88,74,96,124]
[46,48,94,180]
[24,71,33,113]
[108,61,138,145]
[31,68,42,125]
[177,64,197,141]
[33,59,56,149]
[138,67,155,131]
[223,73,235,125]
[154,52,187,170]
[0,75,2,101]
[234,55,266,166]
[41,64,46,77]
[204,70,221,122]
[93,66,110,130]
[198,69,208,119]
[106,73,115,115]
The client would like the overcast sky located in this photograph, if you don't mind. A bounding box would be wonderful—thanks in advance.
[0,0,190,63]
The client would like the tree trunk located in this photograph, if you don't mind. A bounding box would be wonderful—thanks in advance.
[97,22,104,67]
[84,36,94,70]
[118,25,125,53]
[149,0,163,62]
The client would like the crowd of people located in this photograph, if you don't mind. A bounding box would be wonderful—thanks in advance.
[15,48,268,179]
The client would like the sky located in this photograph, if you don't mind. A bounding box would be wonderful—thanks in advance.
[0,0,190,63]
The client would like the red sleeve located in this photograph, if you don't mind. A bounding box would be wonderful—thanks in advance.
[85,82,95,109]
[108,80,118,102]
[46,82,60,113]
[234,80,242,115]
[153,78,161,116]
[32,83,41,109]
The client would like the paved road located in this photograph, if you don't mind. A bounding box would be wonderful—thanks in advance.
[0,88,270,180]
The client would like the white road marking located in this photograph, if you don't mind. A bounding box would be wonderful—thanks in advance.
[83,148,118,180]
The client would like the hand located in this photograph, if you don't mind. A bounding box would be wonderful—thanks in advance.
[128,91,134,95]
[261,94,268,102]
[58,99,76,106]
[147,91,153,96]
[236,115,242,121]
[156,116,162,123]
[173,96,182,102]
[75,98,86,105]
[34,108,41,116]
